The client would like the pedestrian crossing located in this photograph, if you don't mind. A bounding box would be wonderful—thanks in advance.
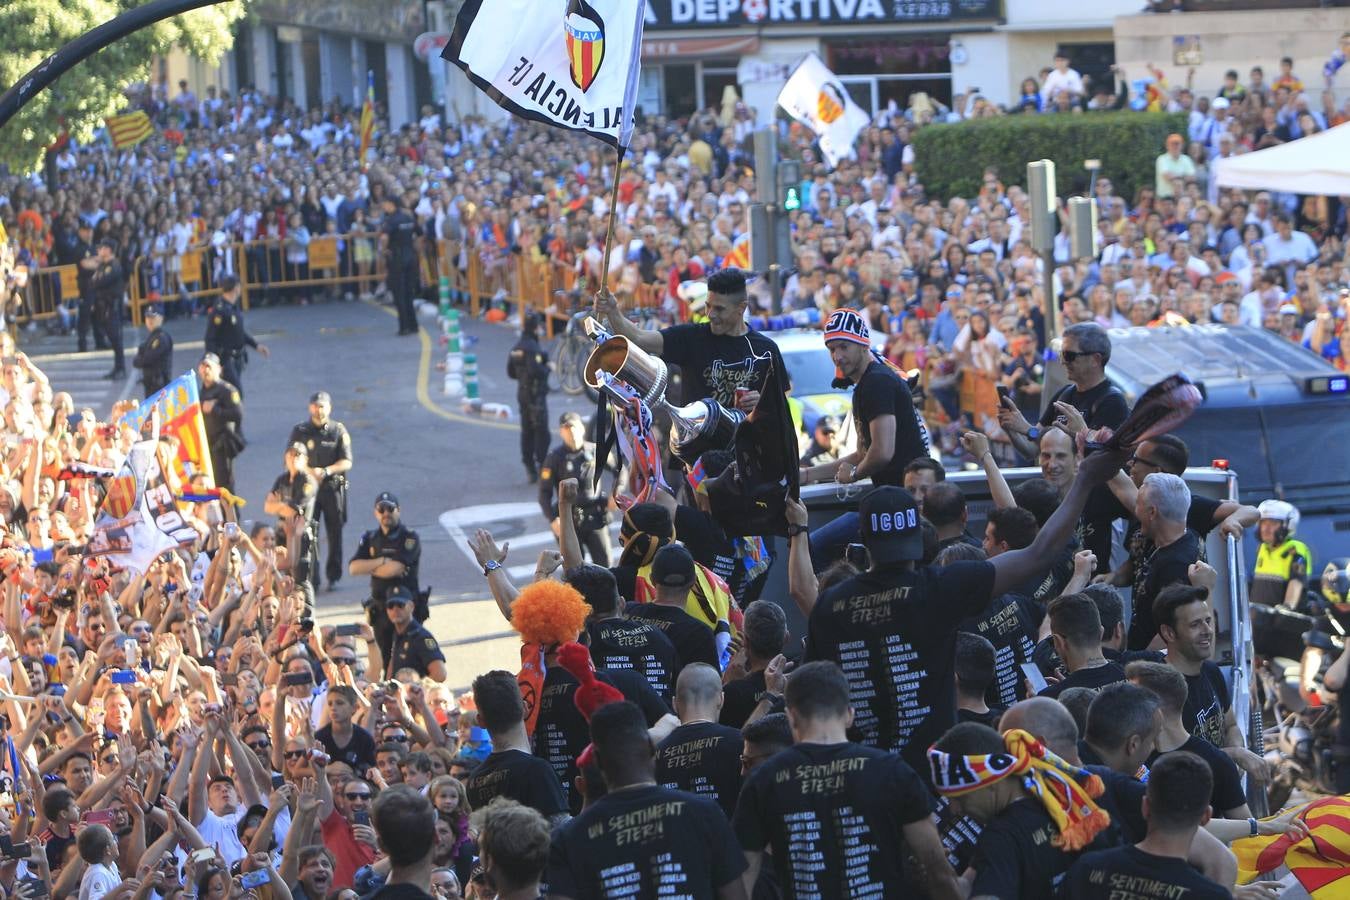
[27,346,138,418]
[440,500,622,581]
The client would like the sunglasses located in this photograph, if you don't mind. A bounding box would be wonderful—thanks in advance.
[376,503,398,513]
[284,750,308,760]
[385,600,410,608]
[330,657,357,665]
[246,740,271,751]
[1061,350,1098,363]
[344,792,372,801]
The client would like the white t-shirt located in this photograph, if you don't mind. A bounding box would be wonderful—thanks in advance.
[80,861,120,900]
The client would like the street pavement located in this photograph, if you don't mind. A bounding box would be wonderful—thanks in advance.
[20,299,599,690]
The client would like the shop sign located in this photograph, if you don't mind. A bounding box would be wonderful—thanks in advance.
[644,0,999,29]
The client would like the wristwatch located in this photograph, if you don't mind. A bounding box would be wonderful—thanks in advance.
[1248,816,1259,837]
[787,524,809,538]
[483,560,502,577]
[1025,426,1042,441]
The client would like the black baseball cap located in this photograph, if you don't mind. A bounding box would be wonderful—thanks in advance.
[858,486,924,564]
[310,391,331,405]
[144,304,165,319]
[96,238,116,251]
[650,543,695,589]
[385,585,414,606]
[559,411,583,427]
[200,352,221,366]
[815,415,840,433]
[375,491,399,508]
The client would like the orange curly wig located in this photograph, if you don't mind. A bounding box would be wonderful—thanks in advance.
[510,580,592,647]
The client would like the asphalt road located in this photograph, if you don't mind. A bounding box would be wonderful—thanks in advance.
[22,299,598,690]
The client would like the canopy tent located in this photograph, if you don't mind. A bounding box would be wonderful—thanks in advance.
[1214,123,1350,195]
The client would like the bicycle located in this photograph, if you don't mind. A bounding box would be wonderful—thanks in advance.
[551,300,596,396]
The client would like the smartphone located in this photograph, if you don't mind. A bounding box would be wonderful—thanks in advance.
[1021,662,1049,695]
[220,673,238,687]
[190,848,216,864]
[0,839,30,861]
[239,870,271,889]
[48,684,67,697]
[352,810,370,827]
[110,669,137,685]
[334,623,362,637]
[996,385,1011,404]
[283,671,313,687]
[844,543,869,570]
[83,809,117,827]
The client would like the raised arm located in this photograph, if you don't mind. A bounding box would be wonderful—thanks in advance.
[961,432,1015,509]
[595,290,663,355]
[785,498,818,618]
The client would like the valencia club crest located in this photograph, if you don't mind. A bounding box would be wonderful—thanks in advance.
[564,0,605,93]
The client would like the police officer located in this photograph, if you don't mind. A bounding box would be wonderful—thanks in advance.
[540,412,612,566]
[67,221,106,353]
[349,492,423,654]
[265,442,319,591]
[379,585,446,682]
[1252,499,1313,608]
[132,304,174,398]
[380,195,419,336]
[507,313,550,482]
[204,274,270,395]
[289,391,353,592]
[87,239,126,379]
[198,353,245,492]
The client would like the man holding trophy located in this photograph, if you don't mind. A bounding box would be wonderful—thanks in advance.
[595,269,785,415]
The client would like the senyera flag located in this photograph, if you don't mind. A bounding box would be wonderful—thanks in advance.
[444,0,643,148]
[358,70,375,171]
[776,52,870,168]
[1233,795,1350,897]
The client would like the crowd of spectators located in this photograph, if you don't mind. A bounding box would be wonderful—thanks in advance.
[0,39,1347,900]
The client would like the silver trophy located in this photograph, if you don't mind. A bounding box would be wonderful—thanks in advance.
[583,332,745,465]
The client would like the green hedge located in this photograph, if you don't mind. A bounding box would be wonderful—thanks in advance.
[911,111,1188,202]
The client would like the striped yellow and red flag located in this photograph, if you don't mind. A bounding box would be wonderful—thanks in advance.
[723,232,750,271]
[358,70,375,172]
[1234,795,1350,897]
[105,110,153,149]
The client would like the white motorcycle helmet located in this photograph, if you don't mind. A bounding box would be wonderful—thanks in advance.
[1257,499,1300,538]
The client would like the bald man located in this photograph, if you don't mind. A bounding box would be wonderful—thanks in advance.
[655,664,744,818]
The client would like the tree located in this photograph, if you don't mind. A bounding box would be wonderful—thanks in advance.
[0,0,245,174]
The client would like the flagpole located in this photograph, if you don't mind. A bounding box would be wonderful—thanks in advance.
[594,145,627,311]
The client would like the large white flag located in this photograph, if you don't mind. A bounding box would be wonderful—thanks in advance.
[777,53,870,168]
[444,0,644,148]
[87,440,196,573]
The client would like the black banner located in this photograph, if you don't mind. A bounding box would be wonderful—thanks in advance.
[644,0,1000,30]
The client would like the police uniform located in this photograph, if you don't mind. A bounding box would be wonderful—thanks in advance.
[507,323,550,480]
[200,377,245,491]
[132,316,174,398]
[1252,537,1313,608]
[66,236,107,352]
[204,297,261,395]
[353,520,423,651]
[90,254,126,376]
[539,439,611,567]
[382,204,419,335]
[289,416,353,587]
[386,619,446,680]
[271,468,319,587]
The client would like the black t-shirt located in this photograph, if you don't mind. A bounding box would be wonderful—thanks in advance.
[1039,662,1127,700]
[961,591,1041,707]
[970,797,1119,900]
[624,602,720,674]
[465,748,568,819]
[733,742,934,898]
[850,360,928,486]
[1182,661,1231,748]
[674,504,749,605]
[536,666,671,814]
[381,210,417,263]
[658,323,784,409]
[1064,845,1229,900]
[1089,766,1148,844]
[587,616,678,701]
[804,561,997,775]
[1038,381,1130,431]
[957,707,1006,729]
[1148,735,1247,814]
[1127,529,1202,651]
[363,882,436,900]
[655,721,744,819]
[548,784,746,899]
[314,723,377,772]
[720,670,767,729]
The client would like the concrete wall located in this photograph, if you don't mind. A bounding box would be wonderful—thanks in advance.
[386,41,417,129]
[251,25,279,96]
[1114,8,1350,102]
[319,34,354,109]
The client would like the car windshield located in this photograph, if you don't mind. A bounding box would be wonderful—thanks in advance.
[1177,403,1350,496]
[777,344,846,397]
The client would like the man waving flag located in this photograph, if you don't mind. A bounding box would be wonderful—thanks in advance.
[443,0,643,148]
[777,52,870,169]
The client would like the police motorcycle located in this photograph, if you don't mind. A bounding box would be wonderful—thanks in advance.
[1256,552,1350,808]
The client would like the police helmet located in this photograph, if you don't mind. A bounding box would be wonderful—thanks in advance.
[1257,499,1300,535]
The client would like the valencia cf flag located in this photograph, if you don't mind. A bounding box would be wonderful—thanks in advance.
[444,0,644,148]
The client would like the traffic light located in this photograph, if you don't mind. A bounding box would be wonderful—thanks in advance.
[777,160,802,212]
